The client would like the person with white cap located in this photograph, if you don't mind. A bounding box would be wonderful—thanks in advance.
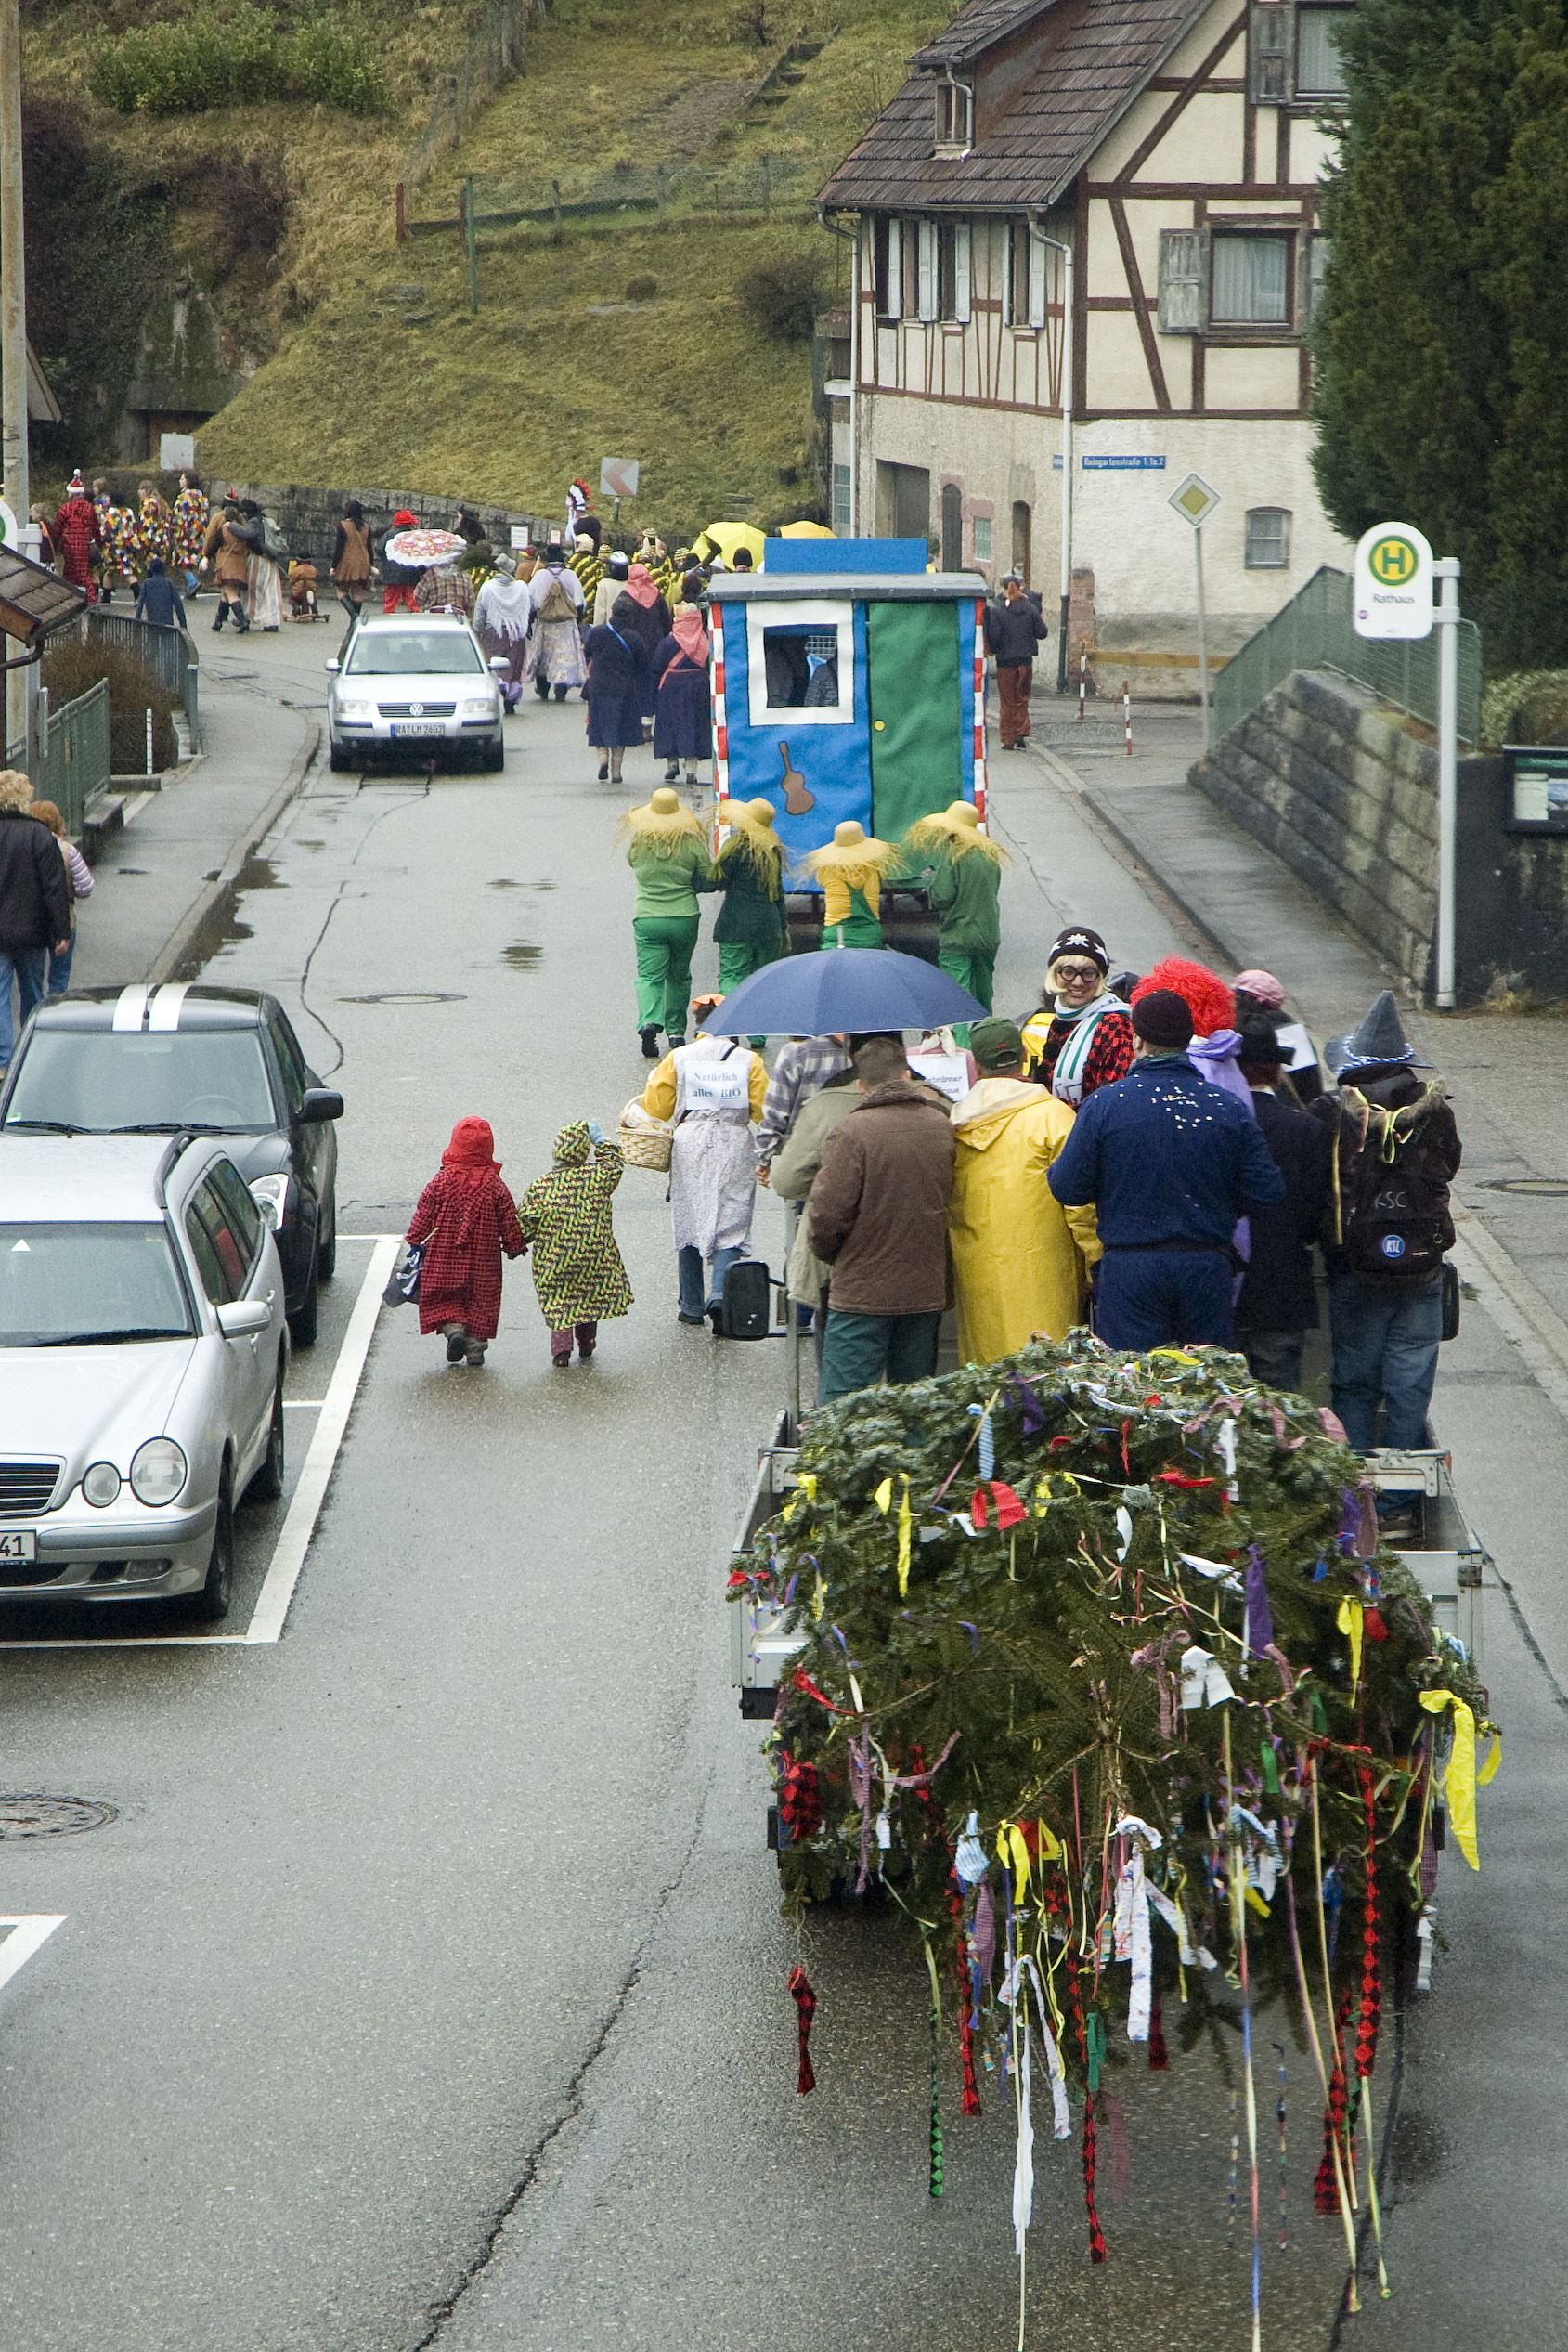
[1313,991,1461,1518]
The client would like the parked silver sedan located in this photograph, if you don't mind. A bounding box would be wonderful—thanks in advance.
[0,1133,289,1620]
[326,613,509,773]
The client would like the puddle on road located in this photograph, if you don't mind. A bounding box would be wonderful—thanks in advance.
[233,853,283,894]
[488,877,521,890]
[500,943,541,968]
[338,990,467,1006]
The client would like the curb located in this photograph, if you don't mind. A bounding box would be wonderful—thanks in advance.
[143,720,320,988]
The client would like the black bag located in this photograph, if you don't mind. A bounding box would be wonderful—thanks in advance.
[382,1240,424,1307]
[1341,1115,1452,1287]
[1441,1258,1461,1341]
[720,1256,772,1340]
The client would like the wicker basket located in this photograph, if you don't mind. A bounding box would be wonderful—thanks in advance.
[617,1098,674,1173]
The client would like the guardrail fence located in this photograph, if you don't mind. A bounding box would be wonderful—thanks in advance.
[85,608,200,747]
[11,681,113,836]
[1212,565,1482,747]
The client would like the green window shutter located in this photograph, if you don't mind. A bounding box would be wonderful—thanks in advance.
[1157,227,1210,332]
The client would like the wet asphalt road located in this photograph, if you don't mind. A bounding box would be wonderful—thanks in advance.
[0,635,1553,2349]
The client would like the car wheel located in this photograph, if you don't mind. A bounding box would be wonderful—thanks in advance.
[328,742,350,773]
[317,1189,337,1283]
[249,1375,286,1503]
[481,740,506,773]
[289,1249,320,1349]
[190,1470,235,1622]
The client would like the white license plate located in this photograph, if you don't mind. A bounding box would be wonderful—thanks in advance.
[393,722,445,738]
[0,1531,37,1563]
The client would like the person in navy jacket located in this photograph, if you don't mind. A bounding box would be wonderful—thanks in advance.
[1047,987,1284,1351]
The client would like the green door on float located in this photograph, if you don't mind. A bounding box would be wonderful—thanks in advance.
[866,599,964,843]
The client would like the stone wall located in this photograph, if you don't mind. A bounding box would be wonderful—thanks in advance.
[1189,669,1440,994]
[219,483,555,567]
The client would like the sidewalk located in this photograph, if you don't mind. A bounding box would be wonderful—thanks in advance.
[75,622,319,990]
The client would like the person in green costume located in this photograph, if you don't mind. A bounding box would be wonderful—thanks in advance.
[800,820,897,949]
[901,799,1006,1011]
[713,797,786,993]
[622,786,714,1059]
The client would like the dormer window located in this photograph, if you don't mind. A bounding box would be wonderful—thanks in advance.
[934,77,973,154]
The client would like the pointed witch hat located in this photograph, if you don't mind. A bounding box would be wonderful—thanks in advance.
[1325,988,1429,1077]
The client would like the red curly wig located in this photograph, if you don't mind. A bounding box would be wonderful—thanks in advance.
[1131,956,1235,1037]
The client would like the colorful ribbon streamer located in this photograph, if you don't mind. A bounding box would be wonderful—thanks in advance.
[1419,1688,1501,1869]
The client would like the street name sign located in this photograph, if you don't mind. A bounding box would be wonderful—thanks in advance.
[1168,473,1220,528]
[1354,521,1432,639]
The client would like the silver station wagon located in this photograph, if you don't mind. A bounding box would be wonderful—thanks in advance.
[0,1133,289,1620]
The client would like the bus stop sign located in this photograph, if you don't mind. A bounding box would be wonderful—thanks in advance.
[1354,522,1433,639]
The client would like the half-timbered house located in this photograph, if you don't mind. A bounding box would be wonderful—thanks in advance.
[819,0,1354,659]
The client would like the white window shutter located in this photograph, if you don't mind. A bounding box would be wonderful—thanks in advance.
[1157,227,1210,332]
[918,219,939,322]
[954,222,972,322]
[1248,3,1293,104]
[1002,222,1016,325]
[887,216,902,320]
[1027,228,1046,329]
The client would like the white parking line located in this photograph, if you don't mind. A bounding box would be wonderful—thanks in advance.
[243,1237,397,1644]
[0,1916,66,1995]
[0,1239,399,1653]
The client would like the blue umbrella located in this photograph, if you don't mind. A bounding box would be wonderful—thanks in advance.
[701,948,987,1037]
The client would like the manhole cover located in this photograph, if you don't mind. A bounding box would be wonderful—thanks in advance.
[0,1795,117,1839]
[1488,1177,1568,1197]
[337,991,467,1006]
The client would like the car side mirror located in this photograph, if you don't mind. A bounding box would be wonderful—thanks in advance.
[324,658,341,675]
[299,1087,344,1124]
[488,656,510,674]
[216,1300,272,1339]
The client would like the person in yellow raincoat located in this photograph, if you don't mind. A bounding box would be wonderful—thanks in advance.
[948,1017,1100,1362]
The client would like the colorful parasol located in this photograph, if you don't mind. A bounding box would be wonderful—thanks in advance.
[694,520,767,567]
[382,527,465,567]
[777,520,835,539]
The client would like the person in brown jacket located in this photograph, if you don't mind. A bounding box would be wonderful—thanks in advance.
[805,1033,957,1403]
[201,500,252,632]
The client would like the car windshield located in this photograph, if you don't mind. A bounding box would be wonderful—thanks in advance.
[344,631,483,676]
[0,1223,193,1345]
[4,1030,276,1132]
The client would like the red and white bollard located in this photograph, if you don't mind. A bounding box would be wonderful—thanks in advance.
[1122,681,1133,758]
[1078,643,1088,722]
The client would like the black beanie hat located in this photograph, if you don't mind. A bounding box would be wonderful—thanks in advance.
[1131,989,1194,1049]
[1047,925,1109,975]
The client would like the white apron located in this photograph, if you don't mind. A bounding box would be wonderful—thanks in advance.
[667,1037,760,1256]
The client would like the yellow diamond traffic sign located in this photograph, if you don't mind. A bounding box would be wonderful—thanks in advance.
[1168,472,1220,529]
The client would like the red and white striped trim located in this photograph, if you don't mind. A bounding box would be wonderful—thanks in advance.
[711,603,730,807]
[971,597,989,829]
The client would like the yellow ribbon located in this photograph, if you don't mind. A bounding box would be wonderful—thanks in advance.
[874,1473,913,1595]
[1147,1348,1201,1365]
[1419,1689,1502,1870]
[811,1568,824,1622]
[996,1818,1032,1896]
[780,1470,817,1526]
[1337,1596,1364,1690]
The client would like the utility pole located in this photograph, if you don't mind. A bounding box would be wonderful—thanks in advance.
[0,0,37,768]
[1433,555,1460,1008]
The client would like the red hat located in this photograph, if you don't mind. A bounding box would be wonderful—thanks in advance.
[393,509,418,527]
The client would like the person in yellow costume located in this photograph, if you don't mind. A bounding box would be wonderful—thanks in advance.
[901,799,1006,1011]
[948,1017,1101,1361]
[800,819,897,948]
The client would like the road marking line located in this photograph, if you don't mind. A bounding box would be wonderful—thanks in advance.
[282,1400,328,1410]
[0,1916,66,1995]
[243,1238,398,1644]
[340,1232,402,1243]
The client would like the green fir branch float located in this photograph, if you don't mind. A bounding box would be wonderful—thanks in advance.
[734,1335,1497,2311]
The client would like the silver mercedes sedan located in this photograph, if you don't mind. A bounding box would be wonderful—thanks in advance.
[0,1133,289,1620]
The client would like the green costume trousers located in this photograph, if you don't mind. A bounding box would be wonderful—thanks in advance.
[939,947,995,1014]
[717,938,782,994]
[633,915,700,1034]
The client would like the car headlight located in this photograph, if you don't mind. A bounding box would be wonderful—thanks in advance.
[250,1174,289,1231]
[460,695,495,716]
[130,1439,188,1507]
[82,1461,122,1508]
[336,699,373,719]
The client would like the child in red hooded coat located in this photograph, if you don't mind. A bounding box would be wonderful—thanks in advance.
[406,1117,525,1367]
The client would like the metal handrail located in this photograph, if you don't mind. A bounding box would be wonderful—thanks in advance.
[1212,565,1481,747]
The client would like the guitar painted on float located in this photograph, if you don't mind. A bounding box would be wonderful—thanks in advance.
[777,741,815,817]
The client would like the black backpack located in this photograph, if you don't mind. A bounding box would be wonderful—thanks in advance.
[1341,1106,1452,1285]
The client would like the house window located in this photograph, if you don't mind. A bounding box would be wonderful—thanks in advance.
[1245,507,1291,567]
[934,78,973,151]
[1297,6,1350,96]
[1011,500,1031,583]
[1211,233,1291,324]
[832,463,851,537]
[972,513,992,565]
[873,215,901,322]
[940,483,964,571]
[938,222,972,321]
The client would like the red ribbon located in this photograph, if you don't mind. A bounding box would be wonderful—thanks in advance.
[788,1965,817,2095]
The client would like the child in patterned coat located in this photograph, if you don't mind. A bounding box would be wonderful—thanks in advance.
[516,1122,633,1367]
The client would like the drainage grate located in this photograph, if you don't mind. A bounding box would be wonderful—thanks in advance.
[1488,1177,1568,1197]
[337,991,466,1006]
[0,1796,117,1839]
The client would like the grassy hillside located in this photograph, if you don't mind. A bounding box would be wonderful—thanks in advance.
[188,0,951,533]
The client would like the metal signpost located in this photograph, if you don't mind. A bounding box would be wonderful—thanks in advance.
[1353,522,1457,1005]
[1168,472,1220,747]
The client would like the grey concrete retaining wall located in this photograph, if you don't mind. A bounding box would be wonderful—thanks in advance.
[219,483,555,568]
[1189,669,1440,994]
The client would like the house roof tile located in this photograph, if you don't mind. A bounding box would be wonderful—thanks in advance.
[821,0,1210,214]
